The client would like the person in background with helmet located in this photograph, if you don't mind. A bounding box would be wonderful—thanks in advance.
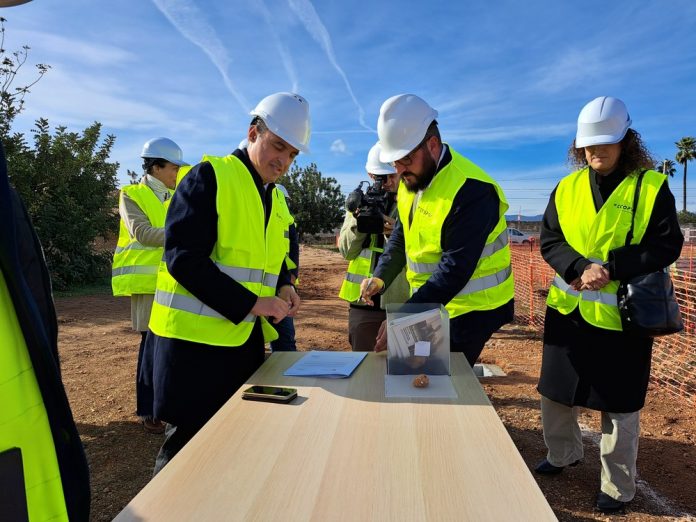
[0,138,91,521]
[534,96,683,513]
[270,183,300,351]
[338,142,409,350]
[360,94,514,366]
[146,92,309,474]
[112,137,187,435]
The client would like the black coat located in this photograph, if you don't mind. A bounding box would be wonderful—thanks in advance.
[142,149,289,428]
[537,168,683,412]
[0,141,90,520]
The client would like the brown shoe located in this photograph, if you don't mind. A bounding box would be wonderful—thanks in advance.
[142,418,165,434]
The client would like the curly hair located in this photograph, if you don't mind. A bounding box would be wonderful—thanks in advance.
[567,129,657,176]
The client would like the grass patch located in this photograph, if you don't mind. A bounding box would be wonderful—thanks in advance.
[310,244,339,253]
[54,277,112,298]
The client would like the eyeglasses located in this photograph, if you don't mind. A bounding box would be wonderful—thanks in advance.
[389,136,429,168]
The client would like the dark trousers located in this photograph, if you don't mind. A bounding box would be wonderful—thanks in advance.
[153,422,202,476]
[136,331,155,419]
[270,316,297,351]
[451,329,496,367]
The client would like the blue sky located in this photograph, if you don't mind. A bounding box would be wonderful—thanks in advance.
[4,0,696,214]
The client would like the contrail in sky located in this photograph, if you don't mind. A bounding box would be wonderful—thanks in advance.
[256,0,299,92]
[288,0,373,131]
[151,0,251,112]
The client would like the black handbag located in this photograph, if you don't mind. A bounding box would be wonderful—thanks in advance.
[616,171,684,337]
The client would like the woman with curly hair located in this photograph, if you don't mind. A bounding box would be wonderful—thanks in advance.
[534,97,683,513]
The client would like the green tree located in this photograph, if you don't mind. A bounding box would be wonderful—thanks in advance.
[656,159,676,177]
[675,136,696,212]
[0,17,50,144]
[8,119,120,289]
[278,163,344,240]
[0,18,119,290]
[677,210,696,224]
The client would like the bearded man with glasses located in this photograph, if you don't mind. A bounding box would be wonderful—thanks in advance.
[360,94,514,367]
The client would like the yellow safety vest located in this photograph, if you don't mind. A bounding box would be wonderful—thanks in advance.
[274,187,297,271]
[338,227,383,303]
[149,154,286,346]
[0,272,69,522]
[175,164,192,188]
[546,168,666,330]
[111,183,167,296]
[397,148,514,318]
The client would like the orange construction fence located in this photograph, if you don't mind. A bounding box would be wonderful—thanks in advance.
[510,242,696,406]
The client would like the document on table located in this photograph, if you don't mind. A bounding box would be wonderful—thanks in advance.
[283,350,368,378]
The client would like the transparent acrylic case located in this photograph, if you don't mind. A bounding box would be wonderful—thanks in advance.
[385,302,450,376]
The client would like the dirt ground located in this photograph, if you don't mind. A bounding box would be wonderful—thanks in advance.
[55,246,696,521]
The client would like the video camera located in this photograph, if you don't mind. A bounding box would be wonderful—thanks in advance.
[345,177,389,234]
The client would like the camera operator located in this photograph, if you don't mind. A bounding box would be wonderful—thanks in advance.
[338,143,409,351]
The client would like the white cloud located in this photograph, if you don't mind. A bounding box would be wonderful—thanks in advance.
[151,0,251,112]
[330,138,348,154]
[287,0,372,131]
[12,29,135,67]
[17,67,175,130]
[256,0,299,92]
[446,123,575,145]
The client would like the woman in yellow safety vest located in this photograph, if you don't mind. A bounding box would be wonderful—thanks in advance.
[535,97,683,514]
[112,137,187,434]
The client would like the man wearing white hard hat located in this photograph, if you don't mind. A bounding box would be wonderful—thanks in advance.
[536,96,682,513]
[112,137,187,435]
[360,94,514,366]
[146,93,310,474]
[338,142,409,350]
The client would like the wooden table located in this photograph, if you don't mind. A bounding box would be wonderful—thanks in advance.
[115,353,556,521]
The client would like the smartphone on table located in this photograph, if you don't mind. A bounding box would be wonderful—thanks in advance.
[242,385,297,403]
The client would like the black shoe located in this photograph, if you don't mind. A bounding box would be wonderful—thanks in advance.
[533,458,580,475]
[595,492,627,513]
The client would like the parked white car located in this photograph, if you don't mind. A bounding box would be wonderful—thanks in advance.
[507,227,532,244]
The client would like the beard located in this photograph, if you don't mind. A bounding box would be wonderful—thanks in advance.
[402,152,437,193]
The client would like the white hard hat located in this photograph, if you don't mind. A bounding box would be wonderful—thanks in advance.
[377,94,438,163]
[275,184,289,199]
[575,96,632,148]
[141,137,188,166]
[250,92,311,153]
[365,142,396,175]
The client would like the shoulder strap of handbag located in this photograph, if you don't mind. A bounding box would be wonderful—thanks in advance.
[624,169,646,247]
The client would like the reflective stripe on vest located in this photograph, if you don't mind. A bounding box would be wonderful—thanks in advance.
[397,148,514,318]
[407,228,508,274]
[111,183,167,297]
[0,272,69,521]
[546,168,666,330]
[339,231,383,303]
[148,154,285,346]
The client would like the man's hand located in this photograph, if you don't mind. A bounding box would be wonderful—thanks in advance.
[580,263,610,291]
[278,284,301,316]
[375,320,388,352]
[251,296,290,324]
[359,277,384,306]
[382,214,396,237]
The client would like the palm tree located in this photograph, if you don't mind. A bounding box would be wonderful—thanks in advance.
[675,137,696,212]
[656,159,677,177]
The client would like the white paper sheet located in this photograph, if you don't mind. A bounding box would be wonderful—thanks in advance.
[283,350,367,378]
